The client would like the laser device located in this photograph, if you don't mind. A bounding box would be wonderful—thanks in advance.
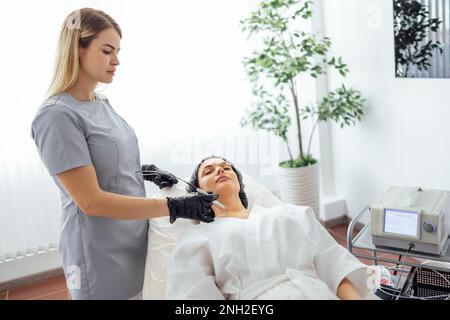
[138,169,227,212]
[371,186,450,255]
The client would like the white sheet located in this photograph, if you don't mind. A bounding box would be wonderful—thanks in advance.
[166,203,372,300]
[142,173,282,300]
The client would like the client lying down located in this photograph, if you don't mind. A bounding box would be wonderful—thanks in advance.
[166,156,371,300]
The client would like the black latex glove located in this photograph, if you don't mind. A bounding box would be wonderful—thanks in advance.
[167,191,219,224]
[141,164,178,189]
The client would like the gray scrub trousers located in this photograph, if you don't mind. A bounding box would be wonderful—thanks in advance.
[31,92,149,299]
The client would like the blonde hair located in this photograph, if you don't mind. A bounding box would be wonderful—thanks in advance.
[46,8,122,99]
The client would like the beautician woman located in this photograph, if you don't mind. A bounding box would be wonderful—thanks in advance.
[30,8,217,300]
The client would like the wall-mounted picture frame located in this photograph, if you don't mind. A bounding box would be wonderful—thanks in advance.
[394,0,449,78]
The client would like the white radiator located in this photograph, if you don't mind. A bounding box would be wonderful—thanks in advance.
[0,148,60,267]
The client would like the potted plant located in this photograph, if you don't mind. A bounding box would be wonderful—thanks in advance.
[240,0,365,217]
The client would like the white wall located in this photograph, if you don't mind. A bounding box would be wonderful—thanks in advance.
[321,0,450,219]
[1,0,296,279]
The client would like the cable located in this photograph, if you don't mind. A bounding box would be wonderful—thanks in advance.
[393,254,402,276]
[393,243,414,300]
[430,269,450,288]
[420,260,450,272]
[392,257,450,300]
[376,246,450,300]
[376,286,408,300]
[376,284,450,300]
[415,261,450,300]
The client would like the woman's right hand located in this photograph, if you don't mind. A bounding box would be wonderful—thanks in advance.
[166,192,219,223]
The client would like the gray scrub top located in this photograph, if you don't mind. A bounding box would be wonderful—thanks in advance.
[31,92,149,299]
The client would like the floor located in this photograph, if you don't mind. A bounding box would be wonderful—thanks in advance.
[0,274,69,300]
[0,223,416,300]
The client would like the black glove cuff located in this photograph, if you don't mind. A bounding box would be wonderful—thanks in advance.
[167,197,177,224]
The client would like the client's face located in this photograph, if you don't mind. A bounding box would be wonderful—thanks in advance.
[197,158,240,197]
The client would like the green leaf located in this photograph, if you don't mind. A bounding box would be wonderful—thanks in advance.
[241,0,365,161]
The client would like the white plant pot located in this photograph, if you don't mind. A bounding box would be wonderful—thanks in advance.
[278,162,320,218]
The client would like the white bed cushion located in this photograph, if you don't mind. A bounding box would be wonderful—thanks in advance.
[142,172,281,300]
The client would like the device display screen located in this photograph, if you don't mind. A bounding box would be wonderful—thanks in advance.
[384,209,419,237]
